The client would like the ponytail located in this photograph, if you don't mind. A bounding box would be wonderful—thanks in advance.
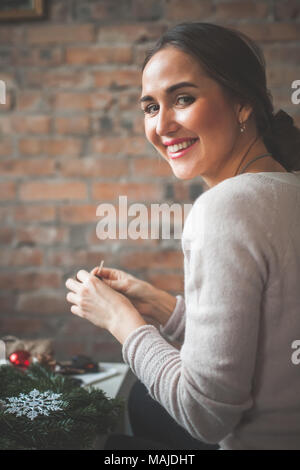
[263,109,300,172]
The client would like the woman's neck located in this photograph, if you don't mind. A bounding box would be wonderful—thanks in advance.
[235,137,287,175]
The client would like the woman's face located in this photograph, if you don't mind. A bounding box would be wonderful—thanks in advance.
[140,46,243,184]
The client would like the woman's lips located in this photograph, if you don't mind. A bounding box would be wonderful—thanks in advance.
[167,139,199,159]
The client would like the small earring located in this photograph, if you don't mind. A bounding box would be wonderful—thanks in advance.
[240,121,246,133]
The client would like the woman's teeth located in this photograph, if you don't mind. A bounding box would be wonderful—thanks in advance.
[168,139,197,153]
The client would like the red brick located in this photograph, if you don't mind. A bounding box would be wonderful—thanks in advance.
[14,47,64,66]
[58,204,98,224]
[92,136,149,156]
[27,24,94,45]
[0,226,14,244]
[0,116,12,134]
[0,138,12,157]
[0,295,16,314]
[94,68,141,88]
[18,138,82,156]
[132,114,145,135]
[165,0,213,20]
[0,207,12,222]
[19,181,87,201]
[117,90,143,111]
[0,270,62,290]
[17,292,69,314]
[18,138,43,156]
[47,249,85,267]
[52,92,113,111]
[271,87,293,108]
[263,44,300,65]
[215,1,269,20]
[42,138,83,157]
[0,247,43,267]
[16,226,68,245]
[92,181,163,201]
[0,181,16,200]
[13,205,56,222]
[66,46,132,65]
[16,91,44,111]
[135,43,155,68]
[47,248,106,268]
[0,26,24,45]
[274,0,300,20]
[132,157,171,177]
[54,116,90,135]
[118,249,183,270]
[97,23,167,43]
[60,315,103,337]
[12,115,51,134]
[24,70,92,89]
[58,156,128,178]
[236,23,300,42]
[0,158,55,177]
[266,65,300,87]
[0,316,44,335]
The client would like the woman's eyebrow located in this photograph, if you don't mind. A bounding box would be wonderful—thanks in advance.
[139,81,198,103]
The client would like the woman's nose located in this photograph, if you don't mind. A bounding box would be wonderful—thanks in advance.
[155,108,179,136]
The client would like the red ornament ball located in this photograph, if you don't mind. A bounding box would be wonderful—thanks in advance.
[9,350,31,369]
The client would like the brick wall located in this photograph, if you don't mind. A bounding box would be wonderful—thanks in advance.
[0,0,299,362]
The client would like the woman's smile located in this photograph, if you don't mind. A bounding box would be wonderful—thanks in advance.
[164,138,199,159]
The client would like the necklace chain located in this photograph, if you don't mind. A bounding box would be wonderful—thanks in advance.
[238,153,273,175]
[234,136,273,176]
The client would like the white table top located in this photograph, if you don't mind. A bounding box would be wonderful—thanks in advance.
[83,362,133,400]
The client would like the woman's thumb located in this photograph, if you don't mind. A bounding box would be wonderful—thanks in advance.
[102,278,124,292]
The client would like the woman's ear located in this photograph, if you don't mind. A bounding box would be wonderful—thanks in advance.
[237,103,253,124]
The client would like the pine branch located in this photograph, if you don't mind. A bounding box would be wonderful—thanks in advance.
[0,364,124,450]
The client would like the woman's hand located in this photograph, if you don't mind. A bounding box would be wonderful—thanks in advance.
[65,268,147,344]
[98,266,177,326]
[98,266,158,317]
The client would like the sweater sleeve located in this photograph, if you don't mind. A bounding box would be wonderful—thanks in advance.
[159,294,186,344]
[122,182,270,444]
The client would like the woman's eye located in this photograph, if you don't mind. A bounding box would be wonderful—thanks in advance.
[176,95,195,106]
[143,104,159,115]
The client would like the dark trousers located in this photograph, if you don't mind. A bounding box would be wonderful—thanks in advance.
[104,380,220,450]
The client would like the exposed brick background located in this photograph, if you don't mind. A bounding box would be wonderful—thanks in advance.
[0,0,299,362]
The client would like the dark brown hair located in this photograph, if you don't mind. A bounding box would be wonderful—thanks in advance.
[142,22,300,172]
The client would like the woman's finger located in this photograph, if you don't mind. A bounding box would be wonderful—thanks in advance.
[70,304,82,317]
[76,269,90,283]
[66,291,80,305]
[90,267,99,276]
[97,267,118,280]
[65,277,81,293]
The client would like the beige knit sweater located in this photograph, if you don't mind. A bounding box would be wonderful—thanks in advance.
[122,171,300,450]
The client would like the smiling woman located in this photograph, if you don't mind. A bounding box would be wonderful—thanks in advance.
[66,22,300,450]
[140,23,300,186]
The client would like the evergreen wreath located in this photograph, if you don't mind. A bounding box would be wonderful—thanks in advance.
[0,364,124,450]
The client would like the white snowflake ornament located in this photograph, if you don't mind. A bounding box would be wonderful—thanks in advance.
[3,389,66,420]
